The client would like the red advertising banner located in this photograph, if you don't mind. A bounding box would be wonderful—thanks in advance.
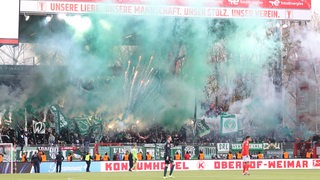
[20,0,312,20]
[220,0,311,9]
[0,39,19,45]
[21,0,311,9]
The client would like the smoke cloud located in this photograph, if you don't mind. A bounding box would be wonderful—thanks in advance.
[0,4,318,140]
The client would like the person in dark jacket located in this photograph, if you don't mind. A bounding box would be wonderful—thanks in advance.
[128,152,133,171]
[55,151,65,173]
[31,151,42,173]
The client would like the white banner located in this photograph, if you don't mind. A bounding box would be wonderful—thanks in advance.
[32,120,46,134]
[220,115,238,134]
[99,159,320,172]
[217,143,230,153]
[0,0,19,44]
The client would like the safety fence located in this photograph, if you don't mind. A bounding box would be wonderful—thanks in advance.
[14,142,292,162]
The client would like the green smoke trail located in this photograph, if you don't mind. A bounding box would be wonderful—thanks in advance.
[20,16,276,134]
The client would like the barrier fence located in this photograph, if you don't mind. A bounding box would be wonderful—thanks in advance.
[14,142,292,162]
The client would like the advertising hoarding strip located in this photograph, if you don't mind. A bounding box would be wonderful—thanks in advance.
[20,0,312,20]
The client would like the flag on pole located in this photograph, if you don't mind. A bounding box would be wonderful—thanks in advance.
[49,105,68,134]
[73,117,91,137]
[220,114,239,134]
[196,119,211,137]
[32,120,46,134]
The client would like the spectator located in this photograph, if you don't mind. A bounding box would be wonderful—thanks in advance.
[94,152,101,161]
[0,153,3,163]
[17,130,25,151]
[40,151,46,162]
[48,133,55,145]
[306,149,313,158]
[146,152,152,160]
[84,136,90,153]
[137,151,143,161]
[282,150,289,159]
[198,150,205,160]
[103,152,109,161]
[227,151,233,159]
[22,152,28,162]
[73,133,82,145]
[67,152,73,161]
[184,151,190,160]
[236,151,242,159]
[257,152,263,159]
[174,151,181,160]
[123,151,129,161]
[113,151,119,161]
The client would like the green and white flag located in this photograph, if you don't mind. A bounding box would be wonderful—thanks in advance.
[196,119,211,137]
[220,114,238,134]
[32,120,46,134]
[73,117,91,137]
[49,105,68,134]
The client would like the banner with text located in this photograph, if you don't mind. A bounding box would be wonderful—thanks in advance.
[20,0,312,20]
[5,159,320,174]
[100,159,320,172]
[231,143,264,151]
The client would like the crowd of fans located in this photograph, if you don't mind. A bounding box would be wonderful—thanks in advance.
[0,122,294,150]
[0,103,305,148]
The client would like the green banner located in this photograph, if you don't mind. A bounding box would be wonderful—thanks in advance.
[98,146,111,158]
[220,114,238,134]
[16,146,84,162]
[73,117,91,137]
[196,119,211,137]
[199,146,216,159]
[155,144,164,160]
[90,118,103,142]
[49,105,69,134]
[16,147,39,161]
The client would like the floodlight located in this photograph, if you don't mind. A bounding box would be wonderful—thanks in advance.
[45,15,53,23]
[24,14,30,21]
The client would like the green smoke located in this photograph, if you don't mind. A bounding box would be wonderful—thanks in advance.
[34,15,214,130]
[6,8,318,140]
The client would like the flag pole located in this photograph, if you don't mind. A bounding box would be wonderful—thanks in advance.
[24,108,28,148]
[24,108,27,130]
[193,97,198,144]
